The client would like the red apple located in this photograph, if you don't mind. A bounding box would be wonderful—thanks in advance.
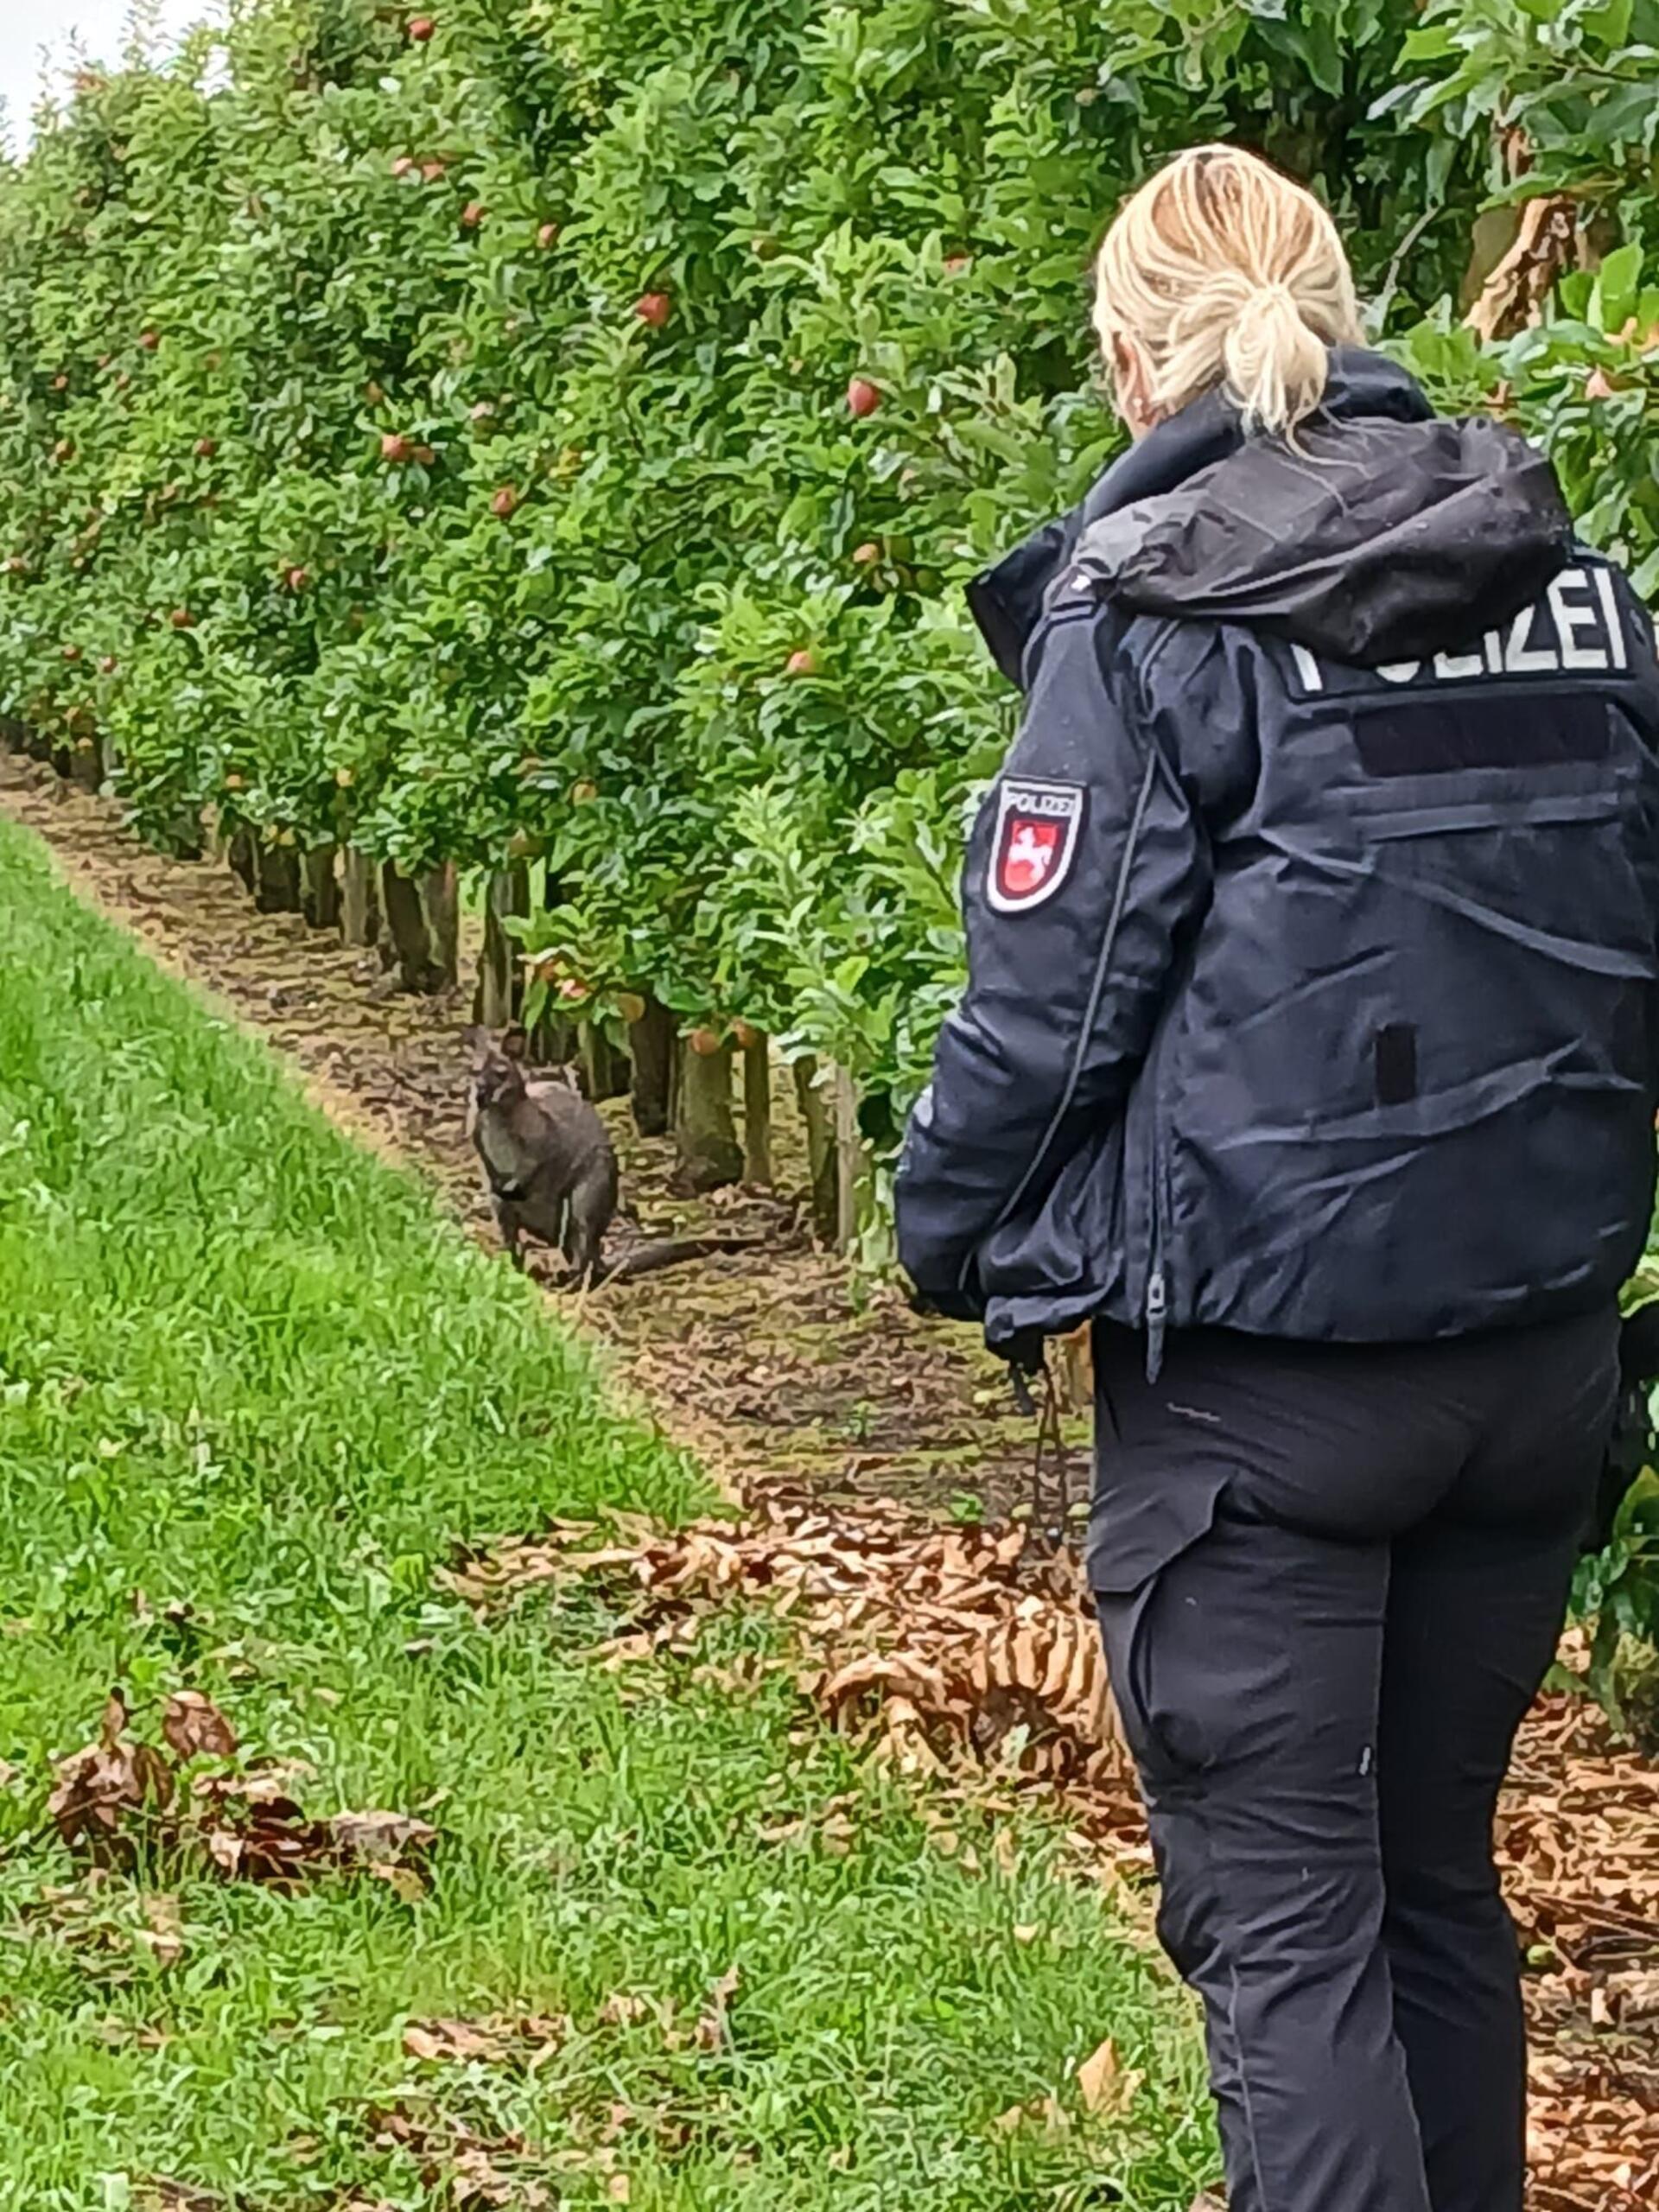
[461,200,485,229]
[556,977,588,1003]
[687,1026,722,1058]
[1585,366,1618,402]
[51,374,69,391]
[420,158,448,183]
[943,252,972,276]
[138,327,160,352]
[413,442,435,465]
[391,155,416,178]
[194,436,218,458]
[60,645,82,663]
[470,400,495,423]
[408,15,435,39]
[99,655,118,674]
[224,772,245,791]
[380,431,414,463]
[846,376,880,417]
[168,607,195,630]
[634,291,671,328]
[616,990,646,1025]
[335,766,355,787]
[52,439,74,463]
[284,565,308,591]
[537,221,561,249]
[785,648,819,677]
[730,1018,760,1051]
[852,541,881,565]
[490,485,518,518]
[570,779,598,804]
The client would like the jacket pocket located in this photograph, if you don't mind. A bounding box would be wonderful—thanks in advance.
[1088,1463,1230,1783]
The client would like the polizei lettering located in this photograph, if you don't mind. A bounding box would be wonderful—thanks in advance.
[1288,564,1630,696]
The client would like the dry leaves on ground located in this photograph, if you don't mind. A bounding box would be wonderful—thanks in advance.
[46,1689,436,1893]
[1503,1696,1659,2212]
[446,1478,1139,1835]
[453,1487,1658,2206]
[402,2015,568,2069]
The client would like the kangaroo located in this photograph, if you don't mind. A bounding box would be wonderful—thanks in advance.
[467,1027,618,1281]
[466,1027,765,1285]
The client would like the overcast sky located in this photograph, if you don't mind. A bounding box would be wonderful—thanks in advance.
[2,1,207,151]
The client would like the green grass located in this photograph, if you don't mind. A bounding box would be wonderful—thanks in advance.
[0,819,1210,2210]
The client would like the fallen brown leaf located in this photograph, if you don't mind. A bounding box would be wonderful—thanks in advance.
[162,1691,237,1762]
[1075,2033,1140,2120]
[404,2018,510,2063]
[48,1690,175,1863]
[138,1892,184,1969]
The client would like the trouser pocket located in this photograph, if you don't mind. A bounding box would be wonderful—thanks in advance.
[1088,1459,1230,1783]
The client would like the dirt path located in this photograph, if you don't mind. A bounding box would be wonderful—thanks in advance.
[4,746,1656,2210]
[0,747,1069,1527]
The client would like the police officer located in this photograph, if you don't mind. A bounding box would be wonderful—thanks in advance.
[896,145,1659,2212]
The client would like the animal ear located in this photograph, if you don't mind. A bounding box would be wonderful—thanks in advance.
[500,1024,529,1062]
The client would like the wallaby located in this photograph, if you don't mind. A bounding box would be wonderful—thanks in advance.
[467,1027,618,1282]
[466,1027,764,1285]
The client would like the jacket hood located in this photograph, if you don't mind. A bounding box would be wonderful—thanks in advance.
[969,350,1574,680]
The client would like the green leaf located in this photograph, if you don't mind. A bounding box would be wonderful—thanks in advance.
[1595,243,1643,334]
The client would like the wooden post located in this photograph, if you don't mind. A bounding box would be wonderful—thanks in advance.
[301,844,341,931]
[254,838,302,914]
[674,1037,743,1192]
[67,736,103,792]
[742,1034,773,1187]
[792,1056,838,1245]
[422,861,460,990]
[381,861,442,992]
[832,1063,861,1252]
[340,848,379,947]
[474,861,530,1029]
[627,995,677,1137]
[227,825,257,898]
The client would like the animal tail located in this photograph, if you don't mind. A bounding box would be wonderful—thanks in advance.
[598,1235,764,1283]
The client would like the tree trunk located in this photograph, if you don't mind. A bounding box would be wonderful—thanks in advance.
[301,844,341,931]
[582,1023,631,1103]
[528,1007,579,1065]
[228,826,257,898]
[675,1038,743,1192]
[67,736,103,792]
[832,1063,863,1252]
[381,861,445,993]
[628,995,677,1138]
[340,848,379,947]
[742,1034,773,1187]
[792,1057,839,1244]
[422,861,460,990]
[254,839,302,914]
[474,862,530,1030]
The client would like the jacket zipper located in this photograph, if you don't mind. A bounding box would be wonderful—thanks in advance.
[1145,1122,1168,1383]
[1143,1036,1173,1382]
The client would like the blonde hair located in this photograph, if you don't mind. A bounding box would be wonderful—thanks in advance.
[1092,144,1364,440]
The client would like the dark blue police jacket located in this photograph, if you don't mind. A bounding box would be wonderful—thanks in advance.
[895,351,1659,1370]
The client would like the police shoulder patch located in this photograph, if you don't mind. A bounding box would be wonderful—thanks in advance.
[987,778,1084,913]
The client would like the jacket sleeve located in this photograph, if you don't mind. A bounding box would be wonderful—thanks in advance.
[894,603,1208,1319]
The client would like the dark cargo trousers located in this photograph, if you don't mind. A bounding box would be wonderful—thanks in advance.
[1090,1313,1618,2212]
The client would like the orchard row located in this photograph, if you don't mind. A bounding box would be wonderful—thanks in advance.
[1,0,1657,1226]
